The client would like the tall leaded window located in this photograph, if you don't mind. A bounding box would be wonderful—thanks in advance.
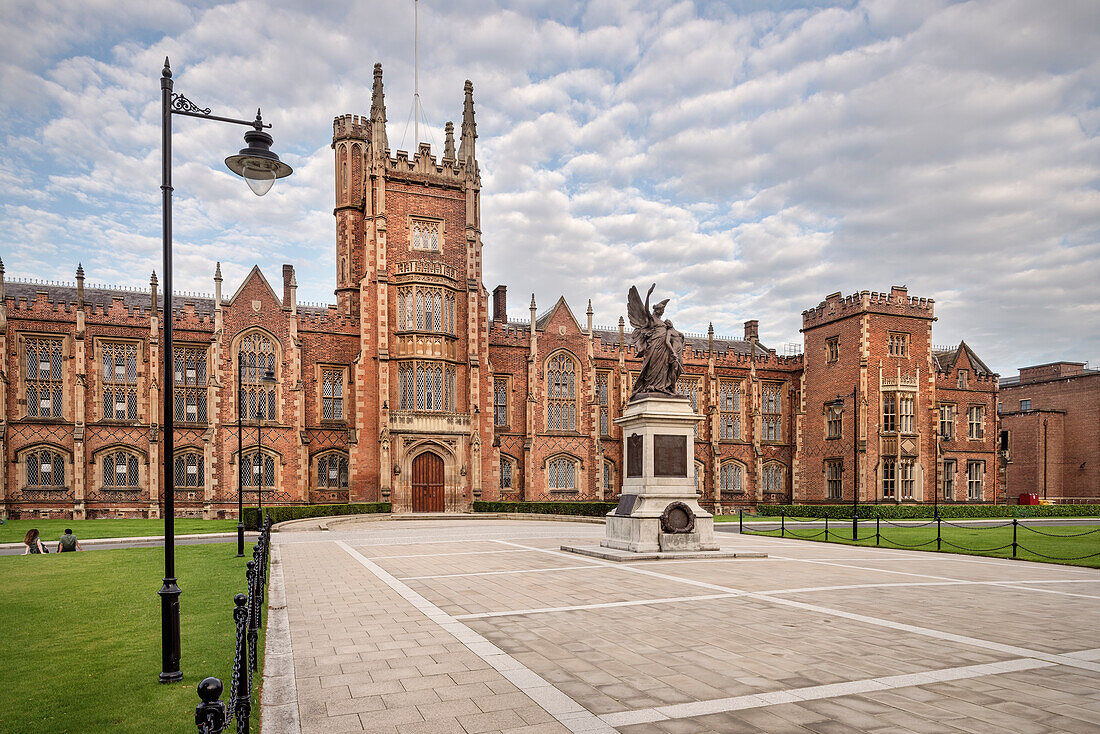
[546,353,577,431]
[939,404,955,440]
[882,393,897,433]
[174,452,204,489]
[102,450,139,488]
[826,405,842,439]
[763,464,783,494]
[762,384,782,441]
[604,461,614,494]
[322,369,344,420]
[826,337,839,363]
[899,395,914,433]
[882,458,896,499]
[888,332,909,357]
[174,346,207,423]
[25,337,64,418]
[494,377,508,427]
[398,362,455,411]
[547,456,576,490]
[239,333,277,421]
[317,453,349,488]
[102,342,138,420]
[967,460,983,500]
[411,218,441,251]
[957,370,968,389]
[597,372,610,436]
[899,460,914,499]
[941,459,956,500]
[240,451,275,489]
[826,459,842,499]
[676,377,700,438]
[719,462,742,494]
[397,286,455,334]
[968,406,985,439]
[719,382,741,439]
[500,457,514,489]
[26,449,65,487]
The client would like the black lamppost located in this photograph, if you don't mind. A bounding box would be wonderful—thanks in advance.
[236,353,246,557]
[255,368,278,518]
[837,385,860,540]
[159,58,291,684]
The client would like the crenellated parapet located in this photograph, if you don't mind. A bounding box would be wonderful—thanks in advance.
[802,285,934,330]
[332,114,369,144]
[383,143,474,188]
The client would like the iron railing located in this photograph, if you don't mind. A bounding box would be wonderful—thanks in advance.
[195,514,272,733]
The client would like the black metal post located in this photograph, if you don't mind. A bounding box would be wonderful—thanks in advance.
[780,510,785,538]
[247,558,259,672]
[195,677,226,734]
[237,353,244,556]
[256,408,263,518]
[1012,518,1018,558]
[232,593,251,733]
[825,515,829,541]
[852,383,859,541]
[936,516,942,551]
[876,516,880,546]
[158,58,183,685]
[738,508,743,534]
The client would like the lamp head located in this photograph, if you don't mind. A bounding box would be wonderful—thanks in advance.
[225,117,292,196]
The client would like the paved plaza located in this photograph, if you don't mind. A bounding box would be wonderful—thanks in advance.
[263,519,1100,734]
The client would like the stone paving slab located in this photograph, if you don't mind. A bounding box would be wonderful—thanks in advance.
[269,519,1100,733]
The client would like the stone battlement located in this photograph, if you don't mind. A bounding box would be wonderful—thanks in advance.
[802,286,934,329]
[332,114,369,142]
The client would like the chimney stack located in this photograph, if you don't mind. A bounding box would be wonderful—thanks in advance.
[492,285,507,323]
[282,264,294,307]
[744,320,759,341]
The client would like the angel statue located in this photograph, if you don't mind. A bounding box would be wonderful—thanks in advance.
[627,284,685,399]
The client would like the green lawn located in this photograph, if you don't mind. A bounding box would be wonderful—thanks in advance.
[0,518,239,544]
[0,543,261,733]
[744,520,1100,568]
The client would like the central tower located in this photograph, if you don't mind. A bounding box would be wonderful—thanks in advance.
[332,64,492,511]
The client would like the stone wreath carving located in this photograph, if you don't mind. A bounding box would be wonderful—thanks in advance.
[660,501,695,534]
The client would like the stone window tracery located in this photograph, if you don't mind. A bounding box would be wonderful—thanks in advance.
[26,448,65,487]
[102,450,140,488]
[763,463,784,494]
[322,368,345,421]
[240,450,276,490]
[317,453,349,488]
[762,383,783,441]
[882,458,896,499]
[411,218,441,251]
[494,377,509,427]
[102,342,138,420]
[398,286,456,334]
[398,362,455,412]
[676,377,700,438]
[25,337,64,418]
[174,452,204,489]
[500,457,514,489]
[719,382,741,440]
[899,395,915,434]
[598,372,610,436]
[174,346,207,424]
[546,353,577,432]
[826,459,842,499]
[547,456,577,490]
[826,404,843,439]
[238,333,278,421]
[719,462,743,495]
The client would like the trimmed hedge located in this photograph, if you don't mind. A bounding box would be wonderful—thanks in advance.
[472,500,617,517]
[243,502,390,529]
[755,503,1100,519]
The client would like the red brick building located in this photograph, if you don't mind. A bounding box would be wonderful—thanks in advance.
[0,65,1002,519]
[999,362,1099,502]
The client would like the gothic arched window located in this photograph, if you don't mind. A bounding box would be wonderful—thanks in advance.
[719,461,743,495]
[317,453,349,488]
[174,452,205,489]
[102,450,140,488]
[238,333,278,421]
[25,448,65,487]
[547,456,577,490]
[546,352,577,432]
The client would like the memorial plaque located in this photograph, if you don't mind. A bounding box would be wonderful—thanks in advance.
[653,434,687,477]
[627,433,643,477]
[615,494,639,516]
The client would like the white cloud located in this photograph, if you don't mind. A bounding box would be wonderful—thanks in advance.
[0,0,1097,374]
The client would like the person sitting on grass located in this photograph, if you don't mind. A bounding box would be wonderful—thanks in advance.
[57,528,82,553]
[23,528,47,555]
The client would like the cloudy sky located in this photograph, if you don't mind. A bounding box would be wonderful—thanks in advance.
[1,0,1097,375]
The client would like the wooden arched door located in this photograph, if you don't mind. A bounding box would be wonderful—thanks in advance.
[411,452,445,512]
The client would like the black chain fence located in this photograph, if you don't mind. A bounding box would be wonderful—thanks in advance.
[194,514,273,734]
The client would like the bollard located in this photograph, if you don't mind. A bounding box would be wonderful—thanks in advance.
[247,560,259,673]
[781,511,785,538]
[825,515,829,542]
[195,677,226,734]
[852,513,858,543]
[875,516,880,546]
[936,517,942,552]
[739,508,743,534]
[1012,519,1018,558]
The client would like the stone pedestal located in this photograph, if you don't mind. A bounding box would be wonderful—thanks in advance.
[601,395,719,553]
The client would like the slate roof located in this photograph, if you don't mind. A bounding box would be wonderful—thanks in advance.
[933,341,995,376]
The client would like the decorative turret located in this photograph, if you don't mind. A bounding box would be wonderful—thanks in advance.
[458,80,477,166]
[75,263,84,309]
[150,271,158,313]
[213,261,222,305]
[370,62,389,154]
[443,121,455,162]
